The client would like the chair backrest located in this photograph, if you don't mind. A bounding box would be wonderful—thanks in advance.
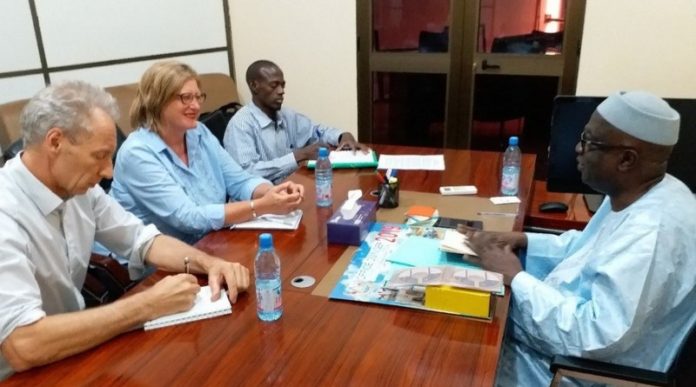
[199,102,242,146]
[104,83,140,136]
[418,29,449,53]
[669,318,696,385]
[199,73,240,111]
[0,99,27,151]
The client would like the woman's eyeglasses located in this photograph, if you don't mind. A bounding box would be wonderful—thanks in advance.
[178,92,207,105]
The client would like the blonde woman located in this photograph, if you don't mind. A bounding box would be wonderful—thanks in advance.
[111,61,304,243]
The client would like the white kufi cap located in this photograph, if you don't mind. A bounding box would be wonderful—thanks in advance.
[596,91,680,146]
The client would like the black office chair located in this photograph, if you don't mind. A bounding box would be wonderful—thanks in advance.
[472,75,527,149]
[549,320,696,386]
[491,30,564,54]
[199,101,242,146]
[418,28,449,53]
[98,125,127,192]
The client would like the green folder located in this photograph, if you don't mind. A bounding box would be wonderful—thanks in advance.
[307,149,378,169]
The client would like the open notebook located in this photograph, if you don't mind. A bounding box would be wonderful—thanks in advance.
[144,286,231,331]
[307,150,378,169]
[231,210,303,230]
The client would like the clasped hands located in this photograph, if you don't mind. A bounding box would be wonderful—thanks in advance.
[258,181,304,214]
[457,224,527,285]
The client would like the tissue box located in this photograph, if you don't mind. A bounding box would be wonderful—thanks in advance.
[327,200,378,245]
[424,285,492,318]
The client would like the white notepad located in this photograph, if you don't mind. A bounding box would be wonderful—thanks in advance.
[231,210,303,230]
[144,286,231,331]
[377,154,445,170]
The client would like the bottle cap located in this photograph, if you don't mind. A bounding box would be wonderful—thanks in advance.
[509,136,519,146]
[259,233,273,249]
[318,147,329,158]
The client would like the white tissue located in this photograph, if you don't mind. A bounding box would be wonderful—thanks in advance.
[340,190,363,219]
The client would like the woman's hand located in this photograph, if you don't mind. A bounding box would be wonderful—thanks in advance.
[257,181,304,215]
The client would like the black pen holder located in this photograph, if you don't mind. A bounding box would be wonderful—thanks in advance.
[378,181,400,208]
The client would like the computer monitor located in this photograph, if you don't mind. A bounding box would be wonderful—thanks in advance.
[547,96,696,209]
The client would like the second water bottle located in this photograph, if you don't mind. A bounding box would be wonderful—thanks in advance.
[500,136,521,196]
[315,147,333,207]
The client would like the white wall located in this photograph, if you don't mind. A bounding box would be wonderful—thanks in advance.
[229,0,358,135]
[577,0,696,98]
[5,1,695,135]
[0,0,230,104]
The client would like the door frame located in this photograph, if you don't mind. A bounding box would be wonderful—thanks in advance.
[357,0,586,148]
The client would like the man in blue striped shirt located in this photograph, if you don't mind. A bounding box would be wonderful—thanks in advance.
[224,60,367,183]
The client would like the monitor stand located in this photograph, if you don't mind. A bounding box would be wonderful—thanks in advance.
[583,194,604,214]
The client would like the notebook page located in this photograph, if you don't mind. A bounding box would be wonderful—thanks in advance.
[144,286,231,330]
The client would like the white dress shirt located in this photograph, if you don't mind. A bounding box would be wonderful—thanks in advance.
[497,174,696,386]
[0,155,160,380]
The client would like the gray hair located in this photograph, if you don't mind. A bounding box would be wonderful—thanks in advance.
[21,80,119,146]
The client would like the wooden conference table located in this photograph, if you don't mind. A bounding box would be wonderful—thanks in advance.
[7,145,535,386]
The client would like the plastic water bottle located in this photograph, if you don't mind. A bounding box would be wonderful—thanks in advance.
[255,233,282,322]
[315,147,333,207]
[501,136,521,196]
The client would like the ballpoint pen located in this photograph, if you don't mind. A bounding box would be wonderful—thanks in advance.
[477,211,518,217]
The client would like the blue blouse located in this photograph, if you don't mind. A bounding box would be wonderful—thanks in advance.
[111,123,269,244]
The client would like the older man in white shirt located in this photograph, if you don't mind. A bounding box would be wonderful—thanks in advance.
[0,80,249,380]
[461,91,696,386]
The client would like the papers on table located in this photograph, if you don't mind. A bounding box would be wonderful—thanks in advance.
[377,154,445,170]
[440,229,478,256]
[231,210,303,230]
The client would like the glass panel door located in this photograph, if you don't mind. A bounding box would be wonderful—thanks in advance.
[467,0,583,178]
[358,0,585,158]
[359,0,452,147]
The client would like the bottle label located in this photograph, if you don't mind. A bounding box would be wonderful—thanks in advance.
[501,166,520,195]
[257,282,282,312]
[316,183,332,201]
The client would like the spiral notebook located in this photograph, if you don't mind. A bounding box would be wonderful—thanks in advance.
[144,286,231,331]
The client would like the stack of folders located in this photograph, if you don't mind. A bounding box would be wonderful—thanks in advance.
[231,210,303,230]
[386,265,503,319]
[144,286,231,331]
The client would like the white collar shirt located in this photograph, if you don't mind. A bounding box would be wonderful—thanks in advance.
[497,175,696,386]
[0,155,160,380]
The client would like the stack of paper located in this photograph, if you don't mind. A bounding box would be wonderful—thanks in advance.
[232,210,303,230]
[377,154,445,170]
[440,229,477,256]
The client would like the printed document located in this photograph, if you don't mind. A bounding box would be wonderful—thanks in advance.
[377,154,445,170]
